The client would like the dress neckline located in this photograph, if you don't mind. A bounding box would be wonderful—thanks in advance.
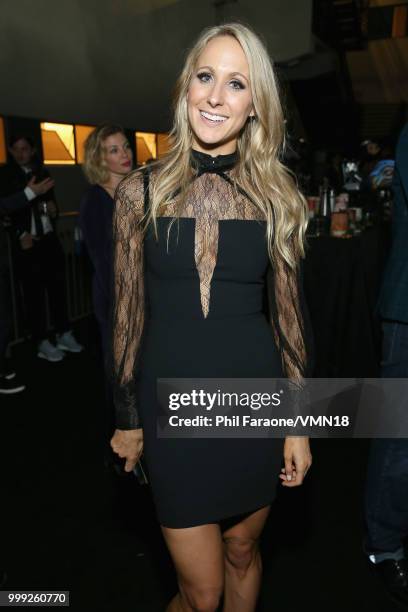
[96,183,116,201]
[191,149,238,174]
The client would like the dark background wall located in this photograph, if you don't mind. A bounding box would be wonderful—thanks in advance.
[0,0,313,211]
[1,0,407,210]
[0,0,312,130]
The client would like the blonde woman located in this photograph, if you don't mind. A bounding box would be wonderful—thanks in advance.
[111,24,312,612]
[80,124,133,357]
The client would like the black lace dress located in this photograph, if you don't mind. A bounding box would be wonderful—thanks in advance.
[112,150,311,528]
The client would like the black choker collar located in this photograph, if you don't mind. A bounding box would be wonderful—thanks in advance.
[191,149,238,174]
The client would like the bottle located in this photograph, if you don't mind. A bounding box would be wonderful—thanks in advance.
[38,200,49,236]
[329,188,336,213]
[40,201,48,217]
[74,225,82,256]
[319,187,331,217]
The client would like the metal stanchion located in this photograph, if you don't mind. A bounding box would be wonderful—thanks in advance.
[7,212,92,346]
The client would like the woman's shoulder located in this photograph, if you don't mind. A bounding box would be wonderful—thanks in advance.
[115,168,149,214]
[115,165,160,215]
[81,183,112,207]
[116,167,149,198]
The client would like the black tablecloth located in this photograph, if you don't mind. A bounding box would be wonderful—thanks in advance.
[303,227,390,378]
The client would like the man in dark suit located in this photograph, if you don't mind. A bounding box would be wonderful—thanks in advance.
[1,135,83,361]
[0,176,53,392]
[0,179,56,588]
[365,124,408,606]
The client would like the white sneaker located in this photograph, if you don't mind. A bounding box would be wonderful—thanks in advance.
[38,339,65,362]
[56,331,83,353]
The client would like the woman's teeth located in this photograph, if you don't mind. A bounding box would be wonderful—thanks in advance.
[200,111,227,123]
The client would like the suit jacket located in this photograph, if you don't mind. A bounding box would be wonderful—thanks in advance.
[377,123,408,323]
[0,191,30,216]
[0,160,56,238]
[0,190,30,265]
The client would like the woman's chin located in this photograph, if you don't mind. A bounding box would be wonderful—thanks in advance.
[192,130,232,152]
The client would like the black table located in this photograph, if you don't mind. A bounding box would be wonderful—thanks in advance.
[303,226,390,377]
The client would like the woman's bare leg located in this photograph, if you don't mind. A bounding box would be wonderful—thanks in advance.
[222,505,271,612]
[162,523,224,612]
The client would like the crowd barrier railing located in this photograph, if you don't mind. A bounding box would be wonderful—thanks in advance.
[6,211,93,345]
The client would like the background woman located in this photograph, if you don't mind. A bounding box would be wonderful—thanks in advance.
[81,124,133,459]
[111,24,312,612]
[80,123,133,357]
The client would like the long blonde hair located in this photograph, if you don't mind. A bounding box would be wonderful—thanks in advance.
[147,22,307,269]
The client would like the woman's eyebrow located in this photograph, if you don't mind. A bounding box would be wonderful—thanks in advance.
[196,65,249,83]
[230,71,249,83]
[196,65,214,72]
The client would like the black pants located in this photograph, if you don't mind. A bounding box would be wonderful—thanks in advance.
[16,233,70,344]
[365,321,408,558]
[0,259,13,373]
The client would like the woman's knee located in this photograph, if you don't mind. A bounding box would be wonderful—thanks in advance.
[180,582,223,612]
[223,536,260,576]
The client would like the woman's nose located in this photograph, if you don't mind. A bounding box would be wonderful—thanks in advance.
[207,82,224,107]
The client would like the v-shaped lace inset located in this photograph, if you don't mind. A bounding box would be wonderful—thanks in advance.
[161,172,265,318]
[112,166,312,428]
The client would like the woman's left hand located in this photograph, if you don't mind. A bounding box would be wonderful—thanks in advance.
[280,437,312,487]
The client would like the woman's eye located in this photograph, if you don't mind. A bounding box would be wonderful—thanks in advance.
[230,80,244,90]
[197,72,212,83]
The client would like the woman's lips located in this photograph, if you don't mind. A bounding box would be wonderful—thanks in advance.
[199,110,228,127]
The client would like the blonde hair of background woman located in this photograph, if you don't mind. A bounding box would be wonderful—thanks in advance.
[146,22,308,269]
[83,123,126,185]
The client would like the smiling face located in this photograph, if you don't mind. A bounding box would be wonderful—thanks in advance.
[187,35,254,156]
[102,132,133,178]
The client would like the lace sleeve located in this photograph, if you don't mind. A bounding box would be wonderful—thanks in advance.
[266,247,314,383]
[111,173,145,430]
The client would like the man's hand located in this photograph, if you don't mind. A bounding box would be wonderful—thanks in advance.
[280,436,312,487]
[20,232,33,250]
[28,176,54,196]
[111,428,143,472]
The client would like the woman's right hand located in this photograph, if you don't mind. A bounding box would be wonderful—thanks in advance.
[110,428,143,472]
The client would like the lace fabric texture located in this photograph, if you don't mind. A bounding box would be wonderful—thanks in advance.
[111,174,145,429]
[162,172,265,318]
[111,166,313,429]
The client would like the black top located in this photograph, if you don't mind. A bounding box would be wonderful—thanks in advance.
[80,184,114,328]
[111,151,313,429]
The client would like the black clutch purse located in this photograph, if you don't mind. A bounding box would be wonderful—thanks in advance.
[132,457,149,485]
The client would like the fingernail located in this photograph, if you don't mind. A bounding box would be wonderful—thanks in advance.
[287,475,292,481]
